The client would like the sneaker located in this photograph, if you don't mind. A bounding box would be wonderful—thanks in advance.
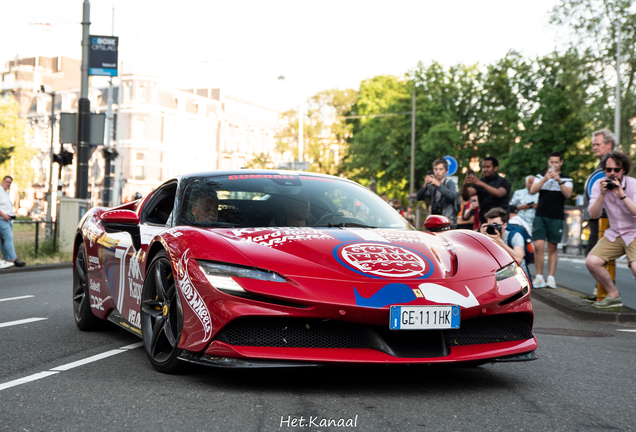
[0,259,15,269]
[546,276,557,289]
[533,276,546,288]
[593,295,624,309]
[13,259,26,267]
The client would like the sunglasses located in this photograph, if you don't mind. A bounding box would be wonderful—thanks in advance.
[604,167,622,173]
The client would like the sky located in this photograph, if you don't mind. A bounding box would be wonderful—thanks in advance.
[1,0,566,110]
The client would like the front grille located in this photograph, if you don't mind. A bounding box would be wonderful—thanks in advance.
[216,314,533,358]
[217,318,368,349]
[443,314,533,346]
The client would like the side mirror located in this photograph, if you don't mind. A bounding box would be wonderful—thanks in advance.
[100,210,142,250]
[424,215,451,232]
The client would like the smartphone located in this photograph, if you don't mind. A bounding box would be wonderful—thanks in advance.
[427,170,434,176]
[549,166,555,172]
[467,169,475,177]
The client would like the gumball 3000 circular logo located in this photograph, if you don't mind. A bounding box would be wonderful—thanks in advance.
[335,242,431,278]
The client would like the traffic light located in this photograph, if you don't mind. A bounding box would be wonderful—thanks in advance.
[53,147,74,166]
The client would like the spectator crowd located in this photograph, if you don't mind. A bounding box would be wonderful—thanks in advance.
[385,128,635,308]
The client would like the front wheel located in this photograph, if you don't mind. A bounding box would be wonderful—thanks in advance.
[140,251,184,373]
[73,243,101,330]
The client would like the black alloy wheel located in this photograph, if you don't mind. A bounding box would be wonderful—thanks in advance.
[73,243,101,330]
[140,251,184,373]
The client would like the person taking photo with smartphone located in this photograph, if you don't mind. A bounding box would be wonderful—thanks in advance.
[417,157,458,227]
[529,152,572,288]
[586,151,636,308]
[461,156,511,226]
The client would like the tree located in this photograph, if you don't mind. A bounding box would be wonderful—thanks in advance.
[0,98,35,188]
[551,0,636,153]
[275,89,357,175]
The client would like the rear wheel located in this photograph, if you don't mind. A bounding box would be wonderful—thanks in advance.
[73,243,101,330]
[140,251,184,373]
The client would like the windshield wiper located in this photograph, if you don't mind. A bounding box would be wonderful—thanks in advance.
[326,222,377,229]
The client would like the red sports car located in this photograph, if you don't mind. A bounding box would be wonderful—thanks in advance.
[72,170,537,373]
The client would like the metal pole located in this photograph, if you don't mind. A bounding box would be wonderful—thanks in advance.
[103,82,114,206]
[45,91,55,230]
[113,71,123,205]
[76,0,91,199]
[615,20,621,150]
[298,101,304,163]
[410,90,415,196]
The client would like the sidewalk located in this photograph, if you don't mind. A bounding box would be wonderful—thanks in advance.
[531,286,636,324]
[0,262,72,275]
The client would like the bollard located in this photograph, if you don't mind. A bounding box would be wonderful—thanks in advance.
[596,217,615,301]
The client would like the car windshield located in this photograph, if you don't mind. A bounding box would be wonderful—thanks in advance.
[177,173,411,229]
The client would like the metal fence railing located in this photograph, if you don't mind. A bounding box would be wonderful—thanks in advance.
[12,220,58,258]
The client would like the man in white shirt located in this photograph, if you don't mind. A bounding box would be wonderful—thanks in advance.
[0,176,26,268]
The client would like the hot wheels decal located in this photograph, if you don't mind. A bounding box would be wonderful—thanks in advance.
[176,249,212,343]
[334,242,434,279]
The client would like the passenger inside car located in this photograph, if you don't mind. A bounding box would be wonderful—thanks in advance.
[191,192,219,223]
[282,192,311,227]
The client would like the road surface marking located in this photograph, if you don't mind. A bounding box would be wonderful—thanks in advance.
[0,318,47,328]
[0,342,142,392]
[0,372,59,391]
[0,295,34,302]
[50,349,126,371]
[617,329,636,333]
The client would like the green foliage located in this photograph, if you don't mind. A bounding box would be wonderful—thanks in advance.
[551,0,636,153]
[0,98,35,188]
[275,88,357,175]
[245,152,275,169]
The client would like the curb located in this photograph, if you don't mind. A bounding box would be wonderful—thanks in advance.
[0,262,72,275]
[532,286,636,324]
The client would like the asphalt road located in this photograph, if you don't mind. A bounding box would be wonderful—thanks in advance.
[528,255,636,308]
[1,269,636,432]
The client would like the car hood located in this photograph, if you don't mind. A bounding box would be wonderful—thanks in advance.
[209,227,498,282]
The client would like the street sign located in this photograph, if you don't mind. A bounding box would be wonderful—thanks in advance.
[444,155,458,176]
[585,169,606,198]
[89,35,118,77]
[59,113,106,145]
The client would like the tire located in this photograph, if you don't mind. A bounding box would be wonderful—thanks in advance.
[140,250,184,373]
[73,243,102,330]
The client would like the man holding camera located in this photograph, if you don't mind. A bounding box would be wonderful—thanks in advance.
[480,207,526,269]
[530,152,573,288]
[461,156,510,226]
[586,152,636,308]
[417,157,457,227]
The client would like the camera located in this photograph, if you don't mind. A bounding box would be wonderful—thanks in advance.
[606,177,616,190]
[486,223,502,235]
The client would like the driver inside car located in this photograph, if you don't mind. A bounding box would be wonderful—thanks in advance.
[282,192,311,227]
[190,192,219,224]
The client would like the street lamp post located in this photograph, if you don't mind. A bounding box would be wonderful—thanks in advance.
[277,75,304,167]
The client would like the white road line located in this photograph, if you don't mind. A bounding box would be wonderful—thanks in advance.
[50,349,125,371]
[0,342,143,392]
[617,329,636,333]
[0,318,47,328]
[0,371,60,391]
[0,295,34,302]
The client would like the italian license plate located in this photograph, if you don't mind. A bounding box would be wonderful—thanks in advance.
[389,305,460,330]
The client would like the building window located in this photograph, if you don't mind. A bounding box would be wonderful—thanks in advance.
[134,165,145,180]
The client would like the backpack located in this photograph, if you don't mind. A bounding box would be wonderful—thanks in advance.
[506,224,535,264]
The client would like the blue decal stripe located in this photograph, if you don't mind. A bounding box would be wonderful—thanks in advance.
[354,284,417,309]
[328,230,363,242]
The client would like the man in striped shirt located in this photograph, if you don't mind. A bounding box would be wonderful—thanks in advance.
[530,152,573,288]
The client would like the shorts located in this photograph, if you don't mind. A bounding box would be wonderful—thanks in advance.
[589,236,636,265]
[532,216,563,244]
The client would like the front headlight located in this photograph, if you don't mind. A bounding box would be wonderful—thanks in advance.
[495,262,529,288]
[196,260,286,293]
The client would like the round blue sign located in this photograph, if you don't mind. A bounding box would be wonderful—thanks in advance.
[585,169,606,198]
[444,155,458,176]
